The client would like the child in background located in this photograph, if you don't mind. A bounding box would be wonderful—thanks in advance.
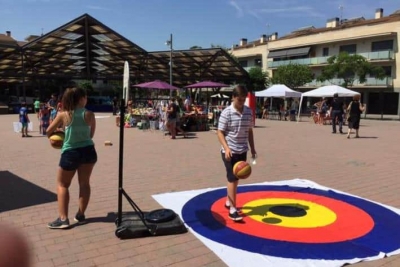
[46,87,97,229]
[40,106,50,135]
[19,102,31,137]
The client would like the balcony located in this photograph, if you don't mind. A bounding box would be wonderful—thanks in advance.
[268,57,329,68]
[243,66,262,72]
[358,50,394,61]
[267,50,394,68]
[304,77,393,87]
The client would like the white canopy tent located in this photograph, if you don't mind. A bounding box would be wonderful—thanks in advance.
[255,84,302,98]
[297,85,360,121]
[211,93,229,99]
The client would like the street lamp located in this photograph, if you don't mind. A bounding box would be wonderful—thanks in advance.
[165,33,173,97]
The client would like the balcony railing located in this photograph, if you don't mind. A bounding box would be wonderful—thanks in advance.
[243,66,262,72]
[268,57,330,68]
[358,50,394,61]
[267,50,394,68]
[304,77,393,87]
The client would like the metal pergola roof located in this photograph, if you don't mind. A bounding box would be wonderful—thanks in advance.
[0,14,249,87]
[148,48,249,86]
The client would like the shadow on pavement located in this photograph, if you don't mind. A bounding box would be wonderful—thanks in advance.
[0,171,57,212]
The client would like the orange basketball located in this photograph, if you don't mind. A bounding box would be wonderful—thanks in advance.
[49,132,65,149]
[233,161,252,179]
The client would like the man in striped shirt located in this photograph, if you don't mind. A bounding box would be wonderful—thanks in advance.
[217,85,257,221]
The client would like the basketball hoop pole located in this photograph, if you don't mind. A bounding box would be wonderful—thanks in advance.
[116,100,157,233]
[115,62,186,239]
[117,99,125,226]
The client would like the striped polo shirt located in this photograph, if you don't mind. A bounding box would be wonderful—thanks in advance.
[218,104,253,154]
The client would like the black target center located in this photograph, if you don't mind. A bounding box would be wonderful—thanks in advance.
[269,205,307,217]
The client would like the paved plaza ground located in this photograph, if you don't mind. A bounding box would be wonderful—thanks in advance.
[0,113,399,267]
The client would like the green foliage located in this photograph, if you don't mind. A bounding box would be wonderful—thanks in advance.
[318,52,386,87]
[248,67,270,92]
[210,44,224,48]
[189,45,203,49]
[271,64,313,89]
[228,52,239,63]
[79,80,94,95]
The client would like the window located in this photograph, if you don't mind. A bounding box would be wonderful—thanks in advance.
[370,66,391,77]
[254,59,262,66]
[239,60,248,67]
[382,66,392,76]
[339,44,357,54]
[368,92,399,115]
[322,47,329,56]
[371,40,394,51]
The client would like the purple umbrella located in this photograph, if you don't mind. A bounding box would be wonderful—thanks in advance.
[134,80,180,90]
[184,81,229,88]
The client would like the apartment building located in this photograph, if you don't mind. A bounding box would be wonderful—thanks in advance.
[230,8,400,116]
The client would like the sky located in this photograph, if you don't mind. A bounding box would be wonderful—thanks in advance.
[1,0,399,52]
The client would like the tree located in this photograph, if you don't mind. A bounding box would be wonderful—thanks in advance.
[317,52,385,87]
[79,80,94,95]
[210,44,224,48]
[271,64,313,89]
[210,44,239,63]
[189,45,202,49]
[248,67,270,92]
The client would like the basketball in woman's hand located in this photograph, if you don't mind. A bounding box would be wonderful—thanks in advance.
[49,132,65,149]
[233,161,252,179]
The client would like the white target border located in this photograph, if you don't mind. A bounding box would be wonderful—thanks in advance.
[153,179,400,267]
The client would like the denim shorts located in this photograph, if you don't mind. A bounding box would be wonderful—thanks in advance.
[221,151,247,182]
[59,145,97,171]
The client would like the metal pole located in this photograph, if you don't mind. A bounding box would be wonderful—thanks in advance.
[169,33,173,97]
[21,52,26,102]
[117,98,125,226]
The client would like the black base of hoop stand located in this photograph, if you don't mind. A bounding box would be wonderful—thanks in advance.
[115,99,187,239]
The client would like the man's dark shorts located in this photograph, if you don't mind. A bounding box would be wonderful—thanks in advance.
[221,151,247,182]
[60,145,97,171]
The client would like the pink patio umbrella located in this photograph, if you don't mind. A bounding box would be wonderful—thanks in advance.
[133,80,180,107]
[184,81,230,108]
[134,80,180,90]
[184,81,229,89]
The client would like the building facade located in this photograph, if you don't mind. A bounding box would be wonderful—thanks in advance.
[230,8,400,116]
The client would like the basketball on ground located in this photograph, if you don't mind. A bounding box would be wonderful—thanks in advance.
[49,132,65,149]
[233,161,252,179]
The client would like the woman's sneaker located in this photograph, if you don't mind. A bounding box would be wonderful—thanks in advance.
[74,213,86,224]
[229,211,243,221]
[47,218,70,229]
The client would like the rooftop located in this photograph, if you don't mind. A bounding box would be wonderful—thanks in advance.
[231,8,400,51]
[0,14,249,86]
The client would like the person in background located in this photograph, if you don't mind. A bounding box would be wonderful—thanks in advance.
[46,87,97,229]
[217,85,257,221]
[346,94,366,139]
[184,96,191,112]
[166,97,178,139]
[278,103,286,121]
[39,106,50,135]
[175,97,187,138]
[34,98,40,120]
[314,98,328,125]
[261,100,269,119]
[48,94,58,109]
[112,97,118,115]
[289,99,299,121]
[19,102,31,138]
[330,93,344,134]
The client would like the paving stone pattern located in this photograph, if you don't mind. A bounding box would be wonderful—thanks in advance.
[0,114,399,267]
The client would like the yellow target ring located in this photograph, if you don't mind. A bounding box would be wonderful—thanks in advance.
[242,198,337,228]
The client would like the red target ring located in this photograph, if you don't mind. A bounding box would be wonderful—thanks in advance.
[211,191,374,243]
